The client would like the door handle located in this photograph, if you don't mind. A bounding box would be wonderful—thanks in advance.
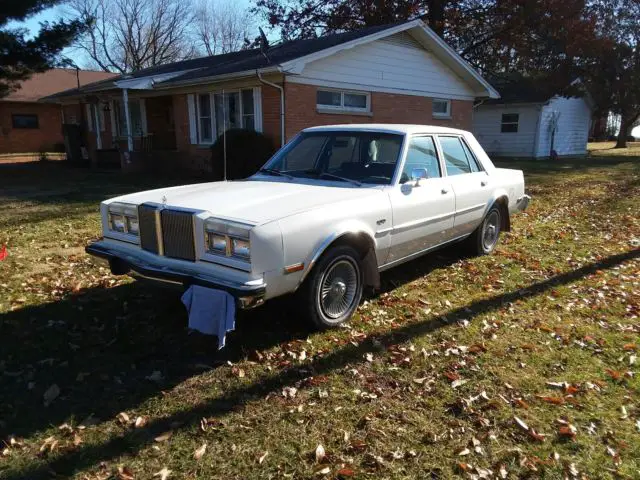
[441,188,448,194]
[481,180,488,187]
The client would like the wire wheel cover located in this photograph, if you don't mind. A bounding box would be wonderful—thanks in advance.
[482,210,500,251]
[319,258,359,319]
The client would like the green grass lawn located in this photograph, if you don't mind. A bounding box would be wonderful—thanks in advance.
[0,152,639,480]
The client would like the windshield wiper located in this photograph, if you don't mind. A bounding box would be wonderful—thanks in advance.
[304,169,361,187]
[258,168,293,179]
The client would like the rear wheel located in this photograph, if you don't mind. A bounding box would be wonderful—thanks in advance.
[299,245,363,329]
[468,205,502,255]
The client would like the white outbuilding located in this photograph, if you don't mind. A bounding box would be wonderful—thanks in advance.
[472,80,594,159]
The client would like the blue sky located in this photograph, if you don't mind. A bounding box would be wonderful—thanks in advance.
[9,6,83,66]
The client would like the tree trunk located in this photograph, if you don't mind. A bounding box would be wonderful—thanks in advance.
[615,116,629,149]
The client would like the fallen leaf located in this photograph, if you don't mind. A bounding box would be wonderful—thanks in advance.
[194,442,207,460]
[117,465,134,480]
[515,398,530,409]
[117,412,130,425]
[39,436,58,454]
[558,425,577,439]
[153,467,172,480]
[282,387,297,399]
[336,467,355,477]
[231,366,245,378]
[316,467,330,475]
[537,395,565,405]
[451,379,468,389]
[258,450,269,464]
[154,432,173,442]
[458,447,471,456]
[605,369,623,381]
[43,384,60,407]
[134,416,147,428]
[315,444,325,463]
[514,416,529,432]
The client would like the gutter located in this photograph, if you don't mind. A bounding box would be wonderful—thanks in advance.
[256,70,285,147]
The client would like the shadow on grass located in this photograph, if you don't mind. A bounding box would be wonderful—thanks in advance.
[2,247,638,479]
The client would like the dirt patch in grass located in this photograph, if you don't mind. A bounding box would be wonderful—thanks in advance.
[0,160,638,479]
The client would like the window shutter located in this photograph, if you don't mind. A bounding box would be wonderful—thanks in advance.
[85,104,93,132]
[187,94,197,144]
[253,87,263,132]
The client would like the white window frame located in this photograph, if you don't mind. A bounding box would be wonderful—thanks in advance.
[432,98,451,119]
[194,88,262,145]
[316,89,371,114]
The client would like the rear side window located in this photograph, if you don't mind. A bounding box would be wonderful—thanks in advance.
[439,136,481,176]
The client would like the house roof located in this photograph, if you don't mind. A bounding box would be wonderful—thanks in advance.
[482,75,590,106]
[3,68,117,102]
[44,20,499,100]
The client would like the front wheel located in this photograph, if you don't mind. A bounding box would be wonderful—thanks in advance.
[468,206,502,255]
[299,245,364,329]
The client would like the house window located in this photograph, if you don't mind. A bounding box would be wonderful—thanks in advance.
[432,99,451,118]
[12,114,39,129]
[501,113,519,133]
[195,89,257,144]
[114,100,143,137]
[198,94,213,143]
[317,89,370,113]
[86,104,105,132]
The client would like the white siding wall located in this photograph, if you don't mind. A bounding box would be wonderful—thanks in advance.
[287,32,476,100]
[472,104,541,157]
[534,96,592,157]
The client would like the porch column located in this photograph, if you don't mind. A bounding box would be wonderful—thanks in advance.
[122,88,133,151]
[93,103,102,149]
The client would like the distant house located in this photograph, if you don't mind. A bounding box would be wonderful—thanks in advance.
[0,69,117,154]
[42,19,499,172]
[472,79,594,158]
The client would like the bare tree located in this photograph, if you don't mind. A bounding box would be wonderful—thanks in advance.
[68,0,196,73]
[193,0,253,56]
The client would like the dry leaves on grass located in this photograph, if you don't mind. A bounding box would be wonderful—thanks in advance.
[194,442,207,460]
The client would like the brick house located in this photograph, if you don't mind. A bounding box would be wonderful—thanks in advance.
[0,69,116,154]
[44,20,498,171]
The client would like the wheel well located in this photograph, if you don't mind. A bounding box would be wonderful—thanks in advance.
[494,196,511,232]
[325,233,380,289]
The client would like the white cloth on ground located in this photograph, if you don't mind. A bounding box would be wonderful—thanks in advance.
[181,285,236,349]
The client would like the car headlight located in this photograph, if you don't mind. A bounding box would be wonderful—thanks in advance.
[107,203,139,236]
[204,218,251,261]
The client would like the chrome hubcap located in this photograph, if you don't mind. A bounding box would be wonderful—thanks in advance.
[482,211,500,251]
[320,259,358,319]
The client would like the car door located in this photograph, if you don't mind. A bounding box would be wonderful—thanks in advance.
[387,135,455,263]
[437,135,491,238]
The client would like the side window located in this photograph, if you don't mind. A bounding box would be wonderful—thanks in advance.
[439,136,475,176]
[400,136,441,183]
[460,139,482,172]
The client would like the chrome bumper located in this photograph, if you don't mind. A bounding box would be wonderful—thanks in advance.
[86,242,266,309]
[516,194,531,212]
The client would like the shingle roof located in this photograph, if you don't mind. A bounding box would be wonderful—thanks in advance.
[483,74,554,105]
[45,21,412,98]
[3,68,117,102]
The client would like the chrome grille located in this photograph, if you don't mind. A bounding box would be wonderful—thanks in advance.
[138,204,161,254]
[161,209,196,261]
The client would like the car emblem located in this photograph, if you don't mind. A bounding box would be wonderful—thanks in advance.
[162,195,167,205]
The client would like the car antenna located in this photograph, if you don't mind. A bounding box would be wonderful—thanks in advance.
[223,89,227,181]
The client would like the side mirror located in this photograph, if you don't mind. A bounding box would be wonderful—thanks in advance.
[410,167,429,186]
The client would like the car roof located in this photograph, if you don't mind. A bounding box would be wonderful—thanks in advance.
[302,124,469,135]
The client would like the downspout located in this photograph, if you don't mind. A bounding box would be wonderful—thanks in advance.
[256,70,285,147]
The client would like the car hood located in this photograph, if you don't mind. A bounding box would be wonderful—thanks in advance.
[107,178,383,224]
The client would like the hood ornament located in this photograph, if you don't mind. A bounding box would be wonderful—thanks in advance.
[161,195,167,205]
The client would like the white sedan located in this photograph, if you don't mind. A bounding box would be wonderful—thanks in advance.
[87,124,530,328]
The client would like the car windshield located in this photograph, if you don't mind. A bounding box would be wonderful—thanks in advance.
[260,131,404,185]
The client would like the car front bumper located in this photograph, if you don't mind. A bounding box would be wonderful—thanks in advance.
[86,241,266,309]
